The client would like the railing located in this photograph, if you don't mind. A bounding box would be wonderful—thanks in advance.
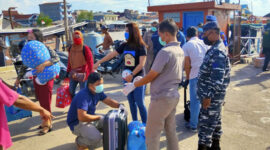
[240,37,261,56]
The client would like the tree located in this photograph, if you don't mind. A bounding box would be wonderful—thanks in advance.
[37,13,53,27]
[77,11,93,22]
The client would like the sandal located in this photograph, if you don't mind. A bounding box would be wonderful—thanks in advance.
[39,125,52,136]
[37,125,44,129]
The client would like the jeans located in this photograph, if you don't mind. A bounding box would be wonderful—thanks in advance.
[263,52,270,71]
[127,85,147,124]
[69,78,87,98]
[188,78,201,128]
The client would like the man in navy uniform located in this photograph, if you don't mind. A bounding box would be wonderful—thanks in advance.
[197,22,231,150]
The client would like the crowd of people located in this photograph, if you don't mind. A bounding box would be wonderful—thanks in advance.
[0,15,232,150]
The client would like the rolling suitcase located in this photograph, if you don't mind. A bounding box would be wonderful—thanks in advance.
[103,109,128,150]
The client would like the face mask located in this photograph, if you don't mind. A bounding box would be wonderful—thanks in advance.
[151,27,157,32]
[73,38,82,45]
[159,37,166,46]
[198,28,203,33]
[95,84,104,93]
[124,32,129,40]
[203,36,212,46]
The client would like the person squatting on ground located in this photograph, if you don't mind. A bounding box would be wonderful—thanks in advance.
[14,29,59,135]
[182,26,208,132]
[94,22,148,124]
[0,78,53,150]
[96,25,114,55]
[67,30,94,98]
[124,19,184,150]
[66,72,127,150]
[197,22,231,150]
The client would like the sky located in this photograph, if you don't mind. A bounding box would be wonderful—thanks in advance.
[0,0,269,16]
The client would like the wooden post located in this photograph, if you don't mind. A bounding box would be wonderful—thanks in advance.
[8,7,16,29]
[63,0,69,50]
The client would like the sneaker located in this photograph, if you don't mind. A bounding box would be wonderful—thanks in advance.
[185,123,198,133]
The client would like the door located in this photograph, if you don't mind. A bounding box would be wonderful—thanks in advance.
[183,11,204,35]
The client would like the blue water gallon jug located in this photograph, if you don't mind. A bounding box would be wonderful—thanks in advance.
[83,32,103,55]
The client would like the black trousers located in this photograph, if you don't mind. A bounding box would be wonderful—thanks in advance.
[263,51,270,71]
[0,50,6,67]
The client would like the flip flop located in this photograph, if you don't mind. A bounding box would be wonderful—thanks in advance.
[38,125,52,136]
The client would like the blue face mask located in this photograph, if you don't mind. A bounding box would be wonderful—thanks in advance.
[124,32,129,40]
[159,37,166,46]
[151,27,157,32]
[95,84,104,93]
[198,28,203,33]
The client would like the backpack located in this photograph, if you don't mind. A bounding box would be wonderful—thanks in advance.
[68,45,86,56]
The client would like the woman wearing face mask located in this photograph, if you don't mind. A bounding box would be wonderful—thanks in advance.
[15,29,60,135]
[94,22,148,124]
[67,30,94,98]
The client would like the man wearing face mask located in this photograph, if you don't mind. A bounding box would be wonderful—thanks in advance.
[151,24,186,59]
[67,72,126,149]
[197,22,231,150]
[143,21,158,74]
[67,30,94,98]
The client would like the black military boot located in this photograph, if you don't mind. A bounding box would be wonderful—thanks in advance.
[198,144,210,150]
[210,139,221,150]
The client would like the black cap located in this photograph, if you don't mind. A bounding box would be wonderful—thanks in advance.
[203,22,219,33]
[101,25,109,30]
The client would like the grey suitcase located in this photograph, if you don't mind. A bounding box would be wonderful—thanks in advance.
[103,109,128,150]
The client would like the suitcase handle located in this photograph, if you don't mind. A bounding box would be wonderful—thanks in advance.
[184,86,187,108]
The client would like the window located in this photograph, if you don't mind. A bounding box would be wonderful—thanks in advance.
[163,12,180,22]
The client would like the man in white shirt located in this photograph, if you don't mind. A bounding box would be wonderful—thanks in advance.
[182,26,208,132]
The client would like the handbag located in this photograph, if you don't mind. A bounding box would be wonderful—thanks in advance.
[69,65,87,82]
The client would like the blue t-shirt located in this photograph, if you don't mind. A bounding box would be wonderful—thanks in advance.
[177,30,186,47]
[67,88,107,131]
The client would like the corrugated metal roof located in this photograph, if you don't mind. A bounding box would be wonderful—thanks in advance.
[0,22,89,36]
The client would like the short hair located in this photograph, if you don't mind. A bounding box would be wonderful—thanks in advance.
[197,23,203,28]
[87,72,103,85]
[187,26,198,38]
[151,21,158,26]
[158,19,178,36]
[32,29,44,42]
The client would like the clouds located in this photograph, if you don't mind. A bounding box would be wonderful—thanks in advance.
[0,0,269,16]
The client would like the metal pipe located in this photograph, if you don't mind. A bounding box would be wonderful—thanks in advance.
[8,7,16,29]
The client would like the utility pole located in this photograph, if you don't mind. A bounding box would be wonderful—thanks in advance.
[63,0,69,50]
[8,7,16,29]
[148,0,150,6]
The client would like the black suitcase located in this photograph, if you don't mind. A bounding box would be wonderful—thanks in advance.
[184,86,191,122]
[103,109,128,150]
